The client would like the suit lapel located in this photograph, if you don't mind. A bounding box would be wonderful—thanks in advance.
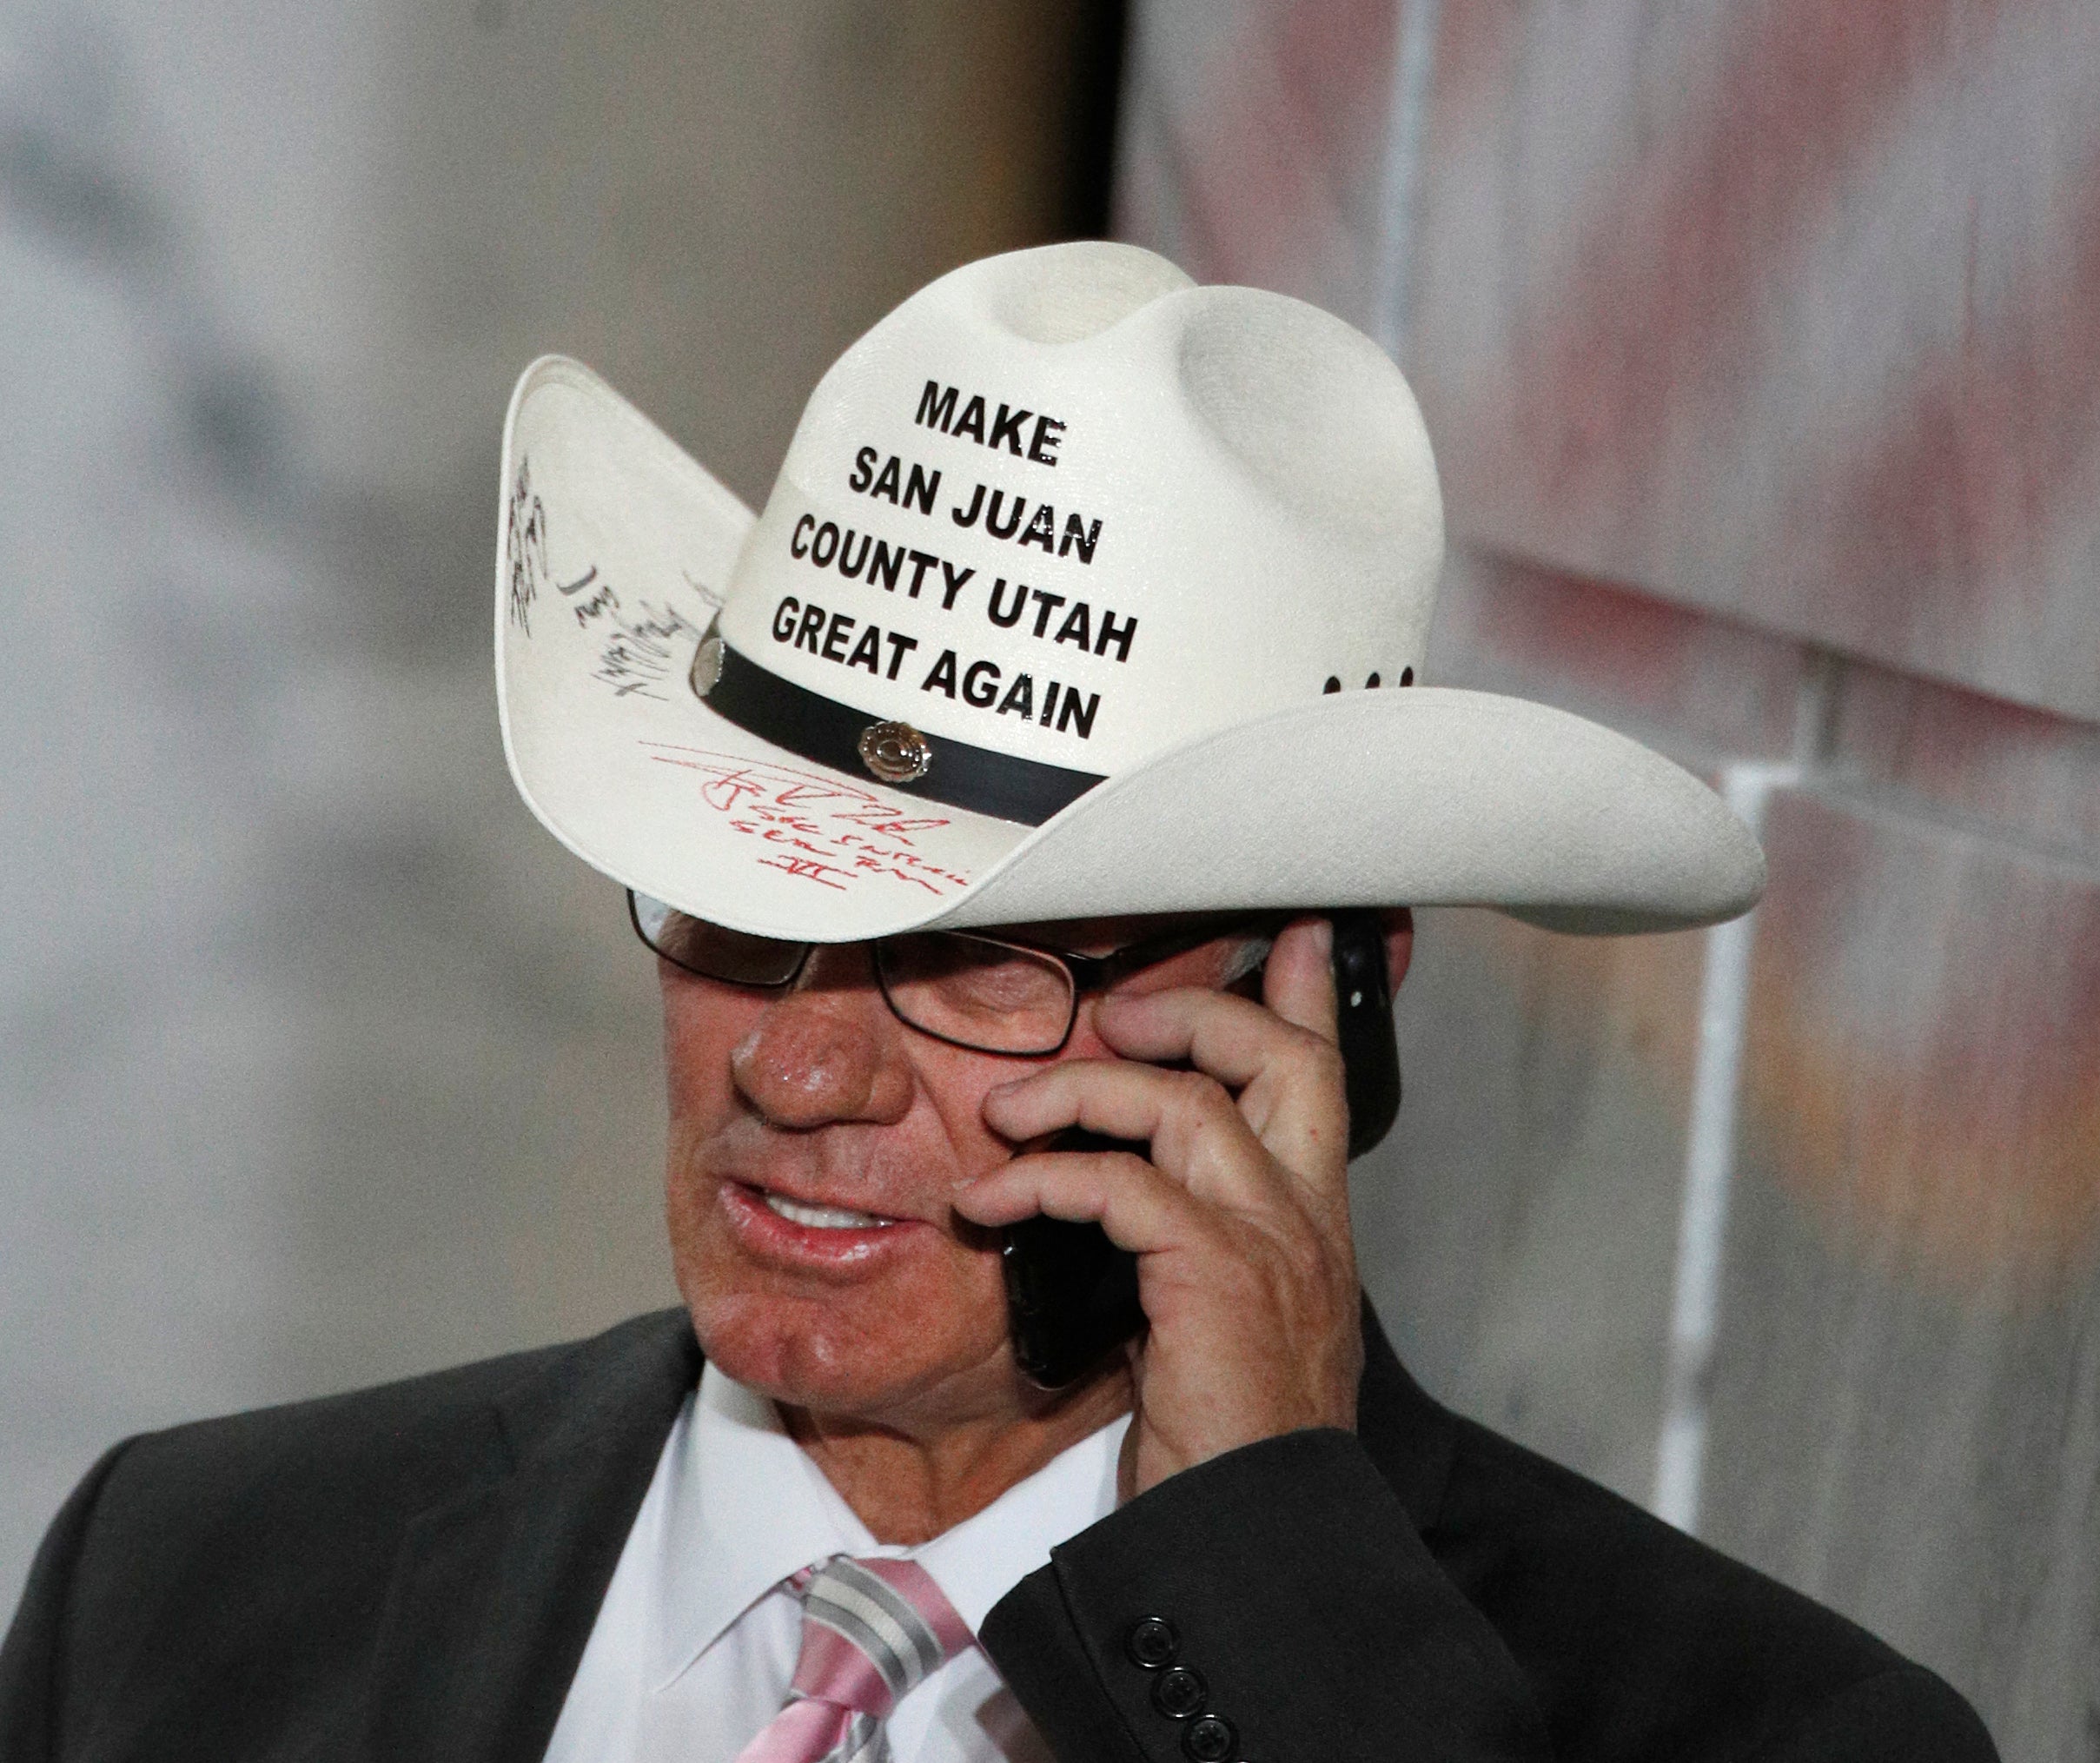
[365,1310,704,1763]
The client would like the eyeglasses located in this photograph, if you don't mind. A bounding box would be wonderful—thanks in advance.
[628,891,1269,1057]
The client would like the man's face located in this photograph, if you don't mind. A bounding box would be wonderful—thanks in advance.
[660,920,1250,1433]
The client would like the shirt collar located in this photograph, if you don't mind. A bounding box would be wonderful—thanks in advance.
[910,1402,1129,1632]
[653,1362,1129,1687]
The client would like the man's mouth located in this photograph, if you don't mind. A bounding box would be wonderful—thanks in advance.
[761,1192,898,1231]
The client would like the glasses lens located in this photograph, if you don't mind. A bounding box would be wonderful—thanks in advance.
[630,892,808,985]
[877,933,1076,1054]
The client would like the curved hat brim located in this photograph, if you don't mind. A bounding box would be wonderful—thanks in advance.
[497,357,1764,942]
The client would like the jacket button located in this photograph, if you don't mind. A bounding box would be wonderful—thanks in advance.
[1182,1713,1237,1762]
[1150,1665,1207,1720]
[1125,1616,1179,1669]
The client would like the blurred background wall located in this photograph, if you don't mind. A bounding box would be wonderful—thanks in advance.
[4,2,2095,1757]
[1117,2,2097,1757]
[0,0,1120,1612]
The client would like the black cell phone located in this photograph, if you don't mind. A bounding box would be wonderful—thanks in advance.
[1001,910,1401,1389]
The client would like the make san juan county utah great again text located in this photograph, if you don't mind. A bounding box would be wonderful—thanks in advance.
[767,380,1136,739]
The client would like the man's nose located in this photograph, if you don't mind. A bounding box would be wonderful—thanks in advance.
[729,944,915,1129]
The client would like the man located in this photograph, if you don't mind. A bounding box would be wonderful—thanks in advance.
[2,243,1994,1761]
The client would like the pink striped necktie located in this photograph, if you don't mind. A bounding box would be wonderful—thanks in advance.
[735,1554,976,1763]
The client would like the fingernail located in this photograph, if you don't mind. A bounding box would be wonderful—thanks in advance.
[1308,917,1333,958]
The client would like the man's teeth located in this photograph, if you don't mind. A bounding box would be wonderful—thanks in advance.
[764,1193,892,1230]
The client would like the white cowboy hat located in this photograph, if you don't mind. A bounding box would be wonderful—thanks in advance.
[494,242,1762,942]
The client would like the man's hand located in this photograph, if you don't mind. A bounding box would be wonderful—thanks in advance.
[952,916,1364,1499]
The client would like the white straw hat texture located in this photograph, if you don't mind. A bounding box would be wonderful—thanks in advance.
[496,242,1763,941]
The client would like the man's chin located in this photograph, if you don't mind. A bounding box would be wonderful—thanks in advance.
[686,1285,1013,1425]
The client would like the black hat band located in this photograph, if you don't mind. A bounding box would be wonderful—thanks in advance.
[699,642,1105,828]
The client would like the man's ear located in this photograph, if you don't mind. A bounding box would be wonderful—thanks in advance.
[1382,907,1414,995]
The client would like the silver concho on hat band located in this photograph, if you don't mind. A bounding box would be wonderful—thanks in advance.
[858,719,932,785]
[688,625,725,698]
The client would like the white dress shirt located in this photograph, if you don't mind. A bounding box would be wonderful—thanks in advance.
[542,1363,1131,1763]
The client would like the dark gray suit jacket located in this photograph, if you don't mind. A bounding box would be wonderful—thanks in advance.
[0,1306,1996,1762]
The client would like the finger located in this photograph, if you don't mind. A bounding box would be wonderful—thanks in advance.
[953,1149,1205,1256]
[1090,986,1348,1189]
[1261,916,1340,1044]
[982,1059,1277,1210]
[1092,984,1341,1094]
